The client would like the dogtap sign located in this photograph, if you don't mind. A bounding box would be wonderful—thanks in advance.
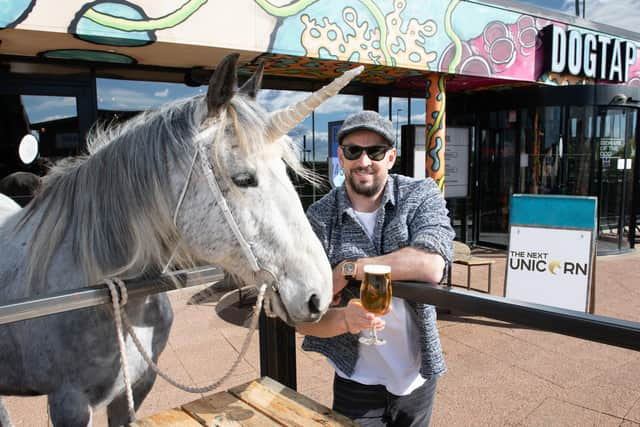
[505,195,597,312]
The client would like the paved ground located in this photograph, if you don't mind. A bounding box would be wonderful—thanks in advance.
[4,247,640,426]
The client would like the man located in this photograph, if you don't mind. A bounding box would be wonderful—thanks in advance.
[297,110,454,426]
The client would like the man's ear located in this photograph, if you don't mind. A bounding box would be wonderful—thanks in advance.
[387,147,397,168]
[337,145,345,167]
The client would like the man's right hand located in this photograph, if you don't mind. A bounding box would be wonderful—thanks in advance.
[343,299,386,335]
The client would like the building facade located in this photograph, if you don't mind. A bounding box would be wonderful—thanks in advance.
[1,0,639,253]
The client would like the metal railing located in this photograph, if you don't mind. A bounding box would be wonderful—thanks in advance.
[0,266,224,326]
[2,272,640,390]
[394,282,640,352]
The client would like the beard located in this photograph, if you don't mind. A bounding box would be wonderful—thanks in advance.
[345,166,386,197]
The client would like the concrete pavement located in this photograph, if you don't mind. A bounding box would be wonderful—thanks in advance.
[4,248,640,426]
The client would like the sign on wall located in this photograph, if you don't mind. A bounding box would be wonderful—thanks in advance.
[505,195,597,312]
[403,125,468,197]
[542,24,637,83]
[444,127,469,198]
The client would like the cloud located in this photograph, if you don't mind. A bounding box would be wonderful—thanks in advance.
[258,89,361,115]
[103,88,159,110]
[21,95,77,123]
[154,88,169,98]
[258,89,308,112]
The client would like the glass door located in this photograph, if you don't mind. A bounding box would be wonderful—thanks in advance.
[594,107,635,253]
[477,113,517,246]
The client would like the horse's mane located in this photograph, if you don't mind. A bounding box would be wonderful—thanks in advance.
[19,92,310,295]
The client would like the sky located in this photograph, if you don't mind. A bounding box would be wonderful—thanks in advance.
[519,0,640,33]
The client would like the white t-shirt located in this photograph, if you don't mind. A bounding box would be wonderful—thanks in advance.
[333,209,426,396]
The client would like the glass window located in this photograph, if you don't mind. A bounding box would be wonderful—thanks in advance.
[410,98,426,126]
[525,106,563,194]
[565,106,593,195]
[379,97,409,149]
[97,78,204,124]
[0,94,79,179]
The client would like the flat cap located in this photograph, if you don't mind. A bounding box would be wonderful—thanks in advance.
[337,110,395,146]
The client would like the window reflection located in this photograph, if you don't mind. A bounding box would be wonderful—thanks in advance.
[0,95,79,170]
[96,78,204,124]
[0,94,79,205]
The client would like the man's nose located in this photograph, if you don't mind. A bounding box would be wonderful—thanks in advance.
[354,151,372,166]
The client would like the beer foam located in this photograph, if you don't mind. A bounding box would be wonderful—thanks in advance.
[363,264,391,275]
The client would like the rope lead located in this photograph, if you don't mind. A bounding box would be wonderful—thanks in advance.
[108,278,268,420]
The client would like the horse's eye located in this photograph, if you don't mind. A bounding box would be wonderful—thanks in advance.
[231,172,258,187]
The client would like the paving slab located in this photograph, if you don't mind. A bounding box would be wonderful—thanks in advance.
[519,397,624,427]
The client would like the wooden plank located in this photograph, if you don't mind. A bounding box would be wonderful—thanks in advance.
[182,390,281,427]
[229,377,358,427]
[130,407,202,427]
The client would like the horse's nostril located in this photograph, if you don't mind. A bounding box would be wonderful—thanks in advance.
[308,294,321,314]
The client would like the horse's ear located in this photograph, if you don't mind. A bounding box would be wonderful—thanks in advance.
[207,53,240,117]
[239,62,264,99]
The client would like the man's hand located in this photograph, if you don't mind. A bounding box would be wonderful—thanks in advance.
[296,298,390,338]
[343,299,387,335]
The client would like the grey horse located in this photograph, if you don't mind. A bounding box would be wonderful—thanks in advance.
[0,54,362,426]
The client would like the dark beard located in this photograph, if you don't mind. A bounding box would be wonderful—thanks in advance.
[346,168,385,197]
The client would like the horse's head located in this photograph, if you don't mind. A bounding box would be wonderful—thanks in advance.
[176,54,362,324]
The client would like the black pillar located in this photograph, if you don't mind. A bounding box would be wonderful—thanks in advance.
[631,108,640,248]
[258,312,297,389]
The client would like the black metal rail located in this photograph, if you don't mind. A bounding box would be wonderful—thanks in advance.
[394,281,640,352]
[2,272,639,392]
[0,266,224,326]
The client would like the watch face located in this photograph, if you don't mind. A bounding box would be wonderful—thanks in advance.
[343,262,355,276]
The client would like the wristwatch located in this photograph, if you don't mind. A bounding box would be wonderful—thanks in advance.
[341,260,358,281]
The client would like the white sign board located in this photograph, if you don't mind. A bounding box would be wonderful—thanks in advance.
[506,195,597,312]
[506,226,592,311]
[407,125,468,197]
[444,127,469,198]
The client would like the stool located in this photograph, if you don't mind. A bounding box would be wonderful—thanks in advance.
[447,242,494,293]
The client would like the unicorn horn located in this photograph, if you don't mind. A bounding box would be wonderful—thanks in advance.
[267,65,364,138]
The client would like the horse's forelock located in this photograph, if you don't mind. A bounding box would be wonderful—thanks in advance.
[207,95,317,185]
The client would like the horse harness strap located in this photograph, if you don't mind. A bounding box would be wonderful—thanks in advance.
[170,143,279,301]
[193,143,260,271]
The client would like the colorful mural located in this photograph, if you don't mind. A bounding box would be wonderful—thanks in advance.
[0,0,35,28]
[259,0,640,86]
[0,0,638,85]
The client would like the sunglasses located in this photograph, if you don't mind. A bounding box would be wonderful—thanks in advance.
[341,145,391,161]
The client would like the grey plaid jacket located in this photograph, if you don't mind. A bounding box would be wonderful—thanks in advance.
[302,174,454,379]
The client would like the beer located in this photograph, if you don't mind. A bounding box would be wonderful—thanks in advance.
[360,265,392,315]
[359,264,392,345]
